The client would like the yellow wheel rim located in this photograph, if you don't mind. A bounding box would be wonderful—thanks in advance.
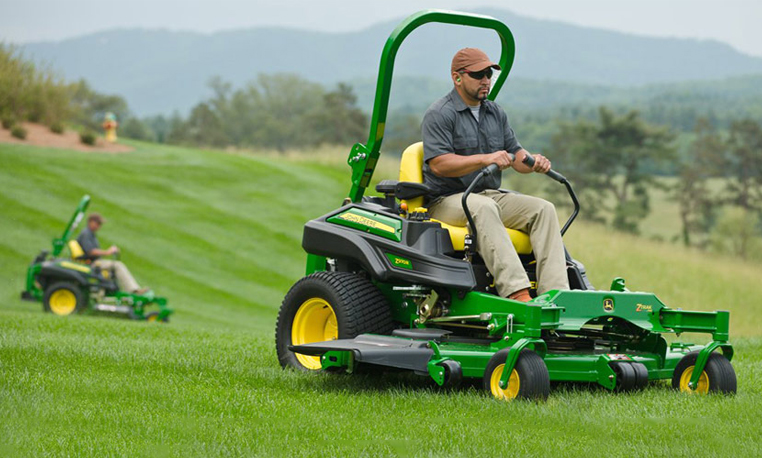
[291,298,338,370]
[490,363,520,400]
[679,366,709,394]
[147,315,158,322]
[49,289,77,316]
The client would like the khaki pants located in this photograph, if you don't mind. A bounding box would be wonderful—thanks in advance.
[429,189,569,296]
[94,260,140,292]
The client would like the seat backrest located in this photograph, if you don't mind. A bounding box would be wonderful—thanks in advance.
[399,142,425,209]
[68,240,85,260]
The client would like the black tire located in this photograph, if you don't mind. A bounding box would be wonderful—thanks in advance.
[483,349,550,401]
[441,359,463,389]
[42,282,87,316]
[611,361,636,392]
[631,362,649,390]
[672,351,737,394]
[275,271,393,371]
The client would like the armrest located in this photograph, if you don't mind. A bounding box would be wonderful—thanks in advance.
[374,180,431,200]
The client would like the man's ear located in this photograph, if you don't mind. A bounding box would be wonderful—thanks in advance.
[452,72,461,85]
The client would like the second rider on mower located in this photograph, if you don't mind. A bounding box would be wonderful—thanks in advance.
[77,212,149,295]
[422,47,569,302]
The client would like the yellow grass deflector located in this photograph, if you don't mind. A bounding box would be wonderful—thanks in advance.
[398,142,533,254]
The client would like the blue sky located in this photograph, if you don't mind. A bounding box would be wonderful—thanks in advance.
[2,0,761,57]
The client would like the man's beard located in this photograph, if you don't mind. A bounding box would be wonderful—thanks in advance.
[467,85,489,101]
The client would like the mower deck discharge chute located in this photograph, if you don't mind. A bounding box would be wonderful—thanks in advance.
[21,195,172,322]
[275,10,736,400]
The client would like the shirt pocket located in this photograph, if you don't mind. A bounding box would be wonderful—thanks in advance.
[452,134,477,153]
[487,136,504,153]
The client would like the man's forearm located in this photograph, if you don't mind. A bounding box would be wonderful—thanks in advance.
[511,149,533,174]
[428,153,490,177]
[88,248,111,256]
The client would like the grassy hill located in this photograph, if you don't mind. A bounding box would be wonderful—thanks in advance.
[1,141,761,456]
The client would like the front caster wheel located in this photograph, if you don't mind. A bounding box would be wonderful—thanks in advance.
[672,351,736,395]
[483,349,550,401]
[441,359,463,389]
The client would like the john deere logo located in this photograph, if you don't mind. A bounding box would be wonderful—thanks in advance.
[603,298,614,312]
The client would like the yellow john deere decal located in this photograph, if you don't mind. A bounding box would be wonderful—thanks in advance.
[603,298,614,312]
[636,304,653,312]
[338,213,395,233]
[60,261,91,273]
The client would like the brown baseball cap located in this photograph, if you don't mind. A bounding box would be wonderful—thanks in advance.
[88,213,105,224]
[451,47,501,73]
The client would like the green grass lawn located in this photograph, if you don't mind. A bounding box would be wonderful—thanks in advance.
[2,141,761,457]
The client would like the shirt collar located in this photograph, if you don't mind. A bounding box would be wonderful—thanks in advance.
[448,87,481,112]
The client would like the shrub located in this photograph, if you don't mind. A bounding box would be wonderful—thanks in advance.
[80,130,97,145]
[50,122,64,134]
[1,115,14,129]
[26,111,41,123]
[11,125,27,139]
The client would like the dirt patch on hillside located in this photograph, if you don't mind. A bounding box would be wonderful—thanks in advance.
[0,122,134,153]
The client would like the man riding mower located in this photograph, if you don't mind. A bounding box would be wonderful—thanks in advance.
[274,10,736,400]
[21,195,172,322]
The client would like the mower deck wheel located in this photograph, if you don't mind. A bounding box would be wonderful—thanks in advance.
[483,349,550,401]
[611,361,637,392]
[43,282,86,316]
[441,359,463,388]
[672,351,736,395]
[145,312,169,323]
[631,362,649,389]
[276,271,393,371]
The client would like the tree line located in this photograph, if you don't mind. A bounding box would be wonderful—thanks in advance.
[0,45,129,138]
[3,44,761,260]
[133,75,368,151]
[548,108,762,260]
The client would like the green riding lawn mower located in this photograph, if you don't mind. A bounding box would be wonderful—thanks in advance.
[275,10,736,400]
[21,195,172,322]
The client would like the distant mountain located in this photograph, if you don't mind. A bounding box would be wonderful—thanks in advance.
[21,8,762,116]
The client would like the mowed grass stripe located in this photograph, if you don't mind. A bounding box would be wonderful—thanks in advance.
[2,313,760,457]
[2,141,762,457]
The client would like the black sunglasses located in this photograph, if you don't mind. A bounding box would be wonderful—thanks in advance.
[460,68,494,80]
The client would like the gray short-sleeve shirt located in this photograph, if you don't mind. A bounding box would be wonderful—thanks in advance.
[421,88,522,199]
[77,227,100,260]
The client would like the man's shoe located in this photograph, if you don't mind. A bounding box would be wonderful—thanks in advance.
[133,288,151,295]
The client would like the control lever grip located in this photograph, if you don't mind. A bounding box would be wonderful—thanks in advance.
[521,152,567,183]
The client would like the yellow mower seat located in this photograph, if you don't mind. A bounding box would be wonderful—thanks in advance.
[399,142,532,255]
[68,240,86,260]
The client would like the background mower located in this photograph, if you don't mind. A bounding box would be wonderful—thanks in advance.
[275,10,736,400]
[21,195,172,322]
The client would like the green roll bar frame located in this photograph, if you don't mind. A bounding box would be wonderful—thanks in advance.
[346,9,516,202]
[52,194,91,257]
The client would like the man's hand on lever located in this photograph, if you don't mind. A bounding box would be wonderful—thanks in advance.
[514,149,551,174]
[484,150,513,170]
